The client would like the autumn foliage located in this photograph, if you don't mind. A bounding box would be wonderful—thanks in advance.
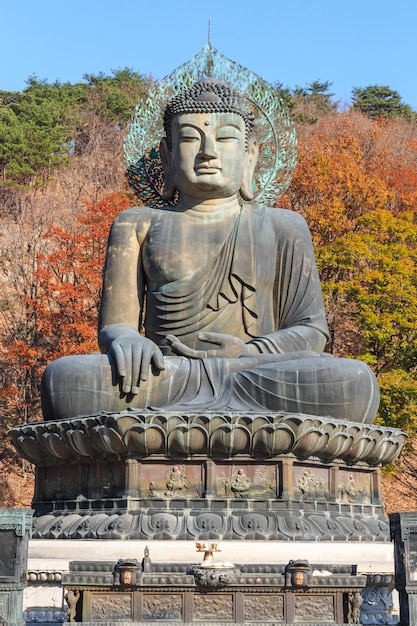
[1,192,130,426]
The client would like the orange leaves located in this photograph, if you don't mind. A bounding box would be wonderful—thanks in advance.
[32,191,131,359]
[1,191,131,423]
[288,112,395,245]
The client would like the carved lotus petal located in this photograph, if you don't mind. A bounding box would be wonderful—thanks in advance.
[90,425,127,455]
[207,414,230,432]
[365,436,392,466]
[14,435,45,464]
[233,414,254,428]
[320,431,353,462]
[291,427,329,459]
[342,435,375,464]
[252,424,295,457]
[41,431,73,460]
[108,414,144,435]
[233,512,276,537]
[191,414,211,428]
[165,414,187,430]
[369,428,405,463]
[64,429,98,457]
[144,512,183,536]
[251,415,273,431]
[285,416,315,436]
[190,512,225,535]
[210,425,251,456]
[124,424,165,455]
[378,436,406,465]
[168,425,207,456]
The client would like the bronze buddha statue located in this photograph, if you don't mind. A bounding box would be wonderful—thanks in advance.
[41,80,379,423]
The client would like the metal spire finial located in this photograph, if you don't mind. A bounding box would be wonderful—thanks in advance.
[208,18,211,44]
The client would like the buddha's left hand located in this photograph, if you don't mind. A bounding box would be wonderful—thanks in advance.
[166,332,258,358]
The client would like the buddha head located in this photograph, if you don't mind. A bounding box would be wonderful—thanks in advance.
[160,79,259,202]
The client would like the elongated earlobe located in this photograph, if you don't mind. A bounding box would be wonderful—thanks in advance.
[240,138,259,201]
[159,138,177,201]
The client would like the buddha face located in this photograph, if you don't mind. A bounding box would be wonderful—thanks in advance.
[170,112,247,200]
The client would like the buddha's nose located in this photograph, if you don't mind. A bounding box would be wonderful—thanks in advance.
[199,136,218,159]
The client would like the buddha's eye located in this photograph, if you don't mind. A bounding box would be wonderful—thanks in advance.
[217,127,242,142]
[177,127,200,142]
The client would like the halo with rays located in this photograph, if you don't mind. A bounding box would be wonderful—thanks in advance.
[124,43,297,206]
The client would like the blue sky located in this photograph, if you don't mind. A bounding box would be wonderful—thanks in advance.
[2,0,416,109]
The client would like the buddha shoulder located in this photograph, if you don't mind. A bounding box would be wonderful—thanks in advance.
[109,206,166,241]
[252,205,312,240]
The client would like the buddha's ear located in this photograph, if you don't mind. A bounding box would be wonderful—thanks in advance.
[240,138,259,201]
[159,138,176,201]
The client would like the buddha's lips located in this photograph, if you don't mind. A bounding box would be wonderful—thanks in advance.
[195,165,221,173]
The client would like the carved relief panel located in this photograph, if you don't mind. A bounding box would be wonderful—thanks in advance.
[90,592,132,621]
[142,462,202,499]
[142,593,182,620]
[407,533,417,581]
[338,469,371,503]
[89,461,124,499]
[293,465,329,501]
[244,594,284,621]
[215,463,276,499]
[293,594,335,622]
[0,531,16,577]
[0,594,9,621]
[193,593,233,621]
[43,465,78,501]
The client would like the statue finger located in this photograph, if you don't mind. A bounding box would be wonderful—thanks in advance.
[151,346,165,371]
[171,342,203,358]
[130,343,142,394]
[166,335,191,355]
[112,342,127,378]
[139,343,153,381]
[197,332,223,346]
[166,334,206,358]
[121,345,133,393]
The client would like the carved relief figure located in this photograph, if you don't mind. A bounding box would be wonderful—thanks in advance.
[165,465,190,496]
[230,469,251,498]
[65,589,80,623]
[102,468,116,497]
[297,470,316,496]
[338,473,367,503]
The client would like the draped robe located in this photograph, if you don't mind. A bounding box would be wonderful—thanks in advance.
[41,204,380,423]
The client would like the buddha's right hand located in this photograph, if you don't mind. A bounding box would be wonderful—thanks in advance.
[99,324,165,394]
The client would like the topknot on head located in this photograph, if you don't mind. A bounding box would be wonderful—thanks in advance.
[163,79,255,150]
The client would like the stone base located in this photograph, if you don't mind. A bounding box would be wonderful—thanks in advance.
[30,498,390,542]
[59,622,357,626]
[10,413,405,622]
[8,412,405,542]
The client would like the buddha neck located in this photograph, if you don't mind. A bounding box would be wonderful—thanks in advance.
[175,195,242,220]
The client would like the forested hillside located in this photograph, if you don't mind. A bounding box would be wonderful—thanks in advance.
[1,72,416,510]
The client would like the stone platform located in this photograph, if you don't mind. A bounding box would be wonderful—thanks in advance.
[10,411,406,542]
[10,411,405,623]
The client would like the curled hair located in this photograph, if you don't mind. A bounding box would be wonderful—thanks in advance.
[163,79,255,150]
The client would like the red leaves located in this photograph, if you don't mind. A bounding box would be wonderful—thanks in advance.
[2,191,131,422]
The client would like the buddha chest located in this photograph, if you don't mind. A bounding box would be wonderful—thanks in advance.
[142,212,238,284]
